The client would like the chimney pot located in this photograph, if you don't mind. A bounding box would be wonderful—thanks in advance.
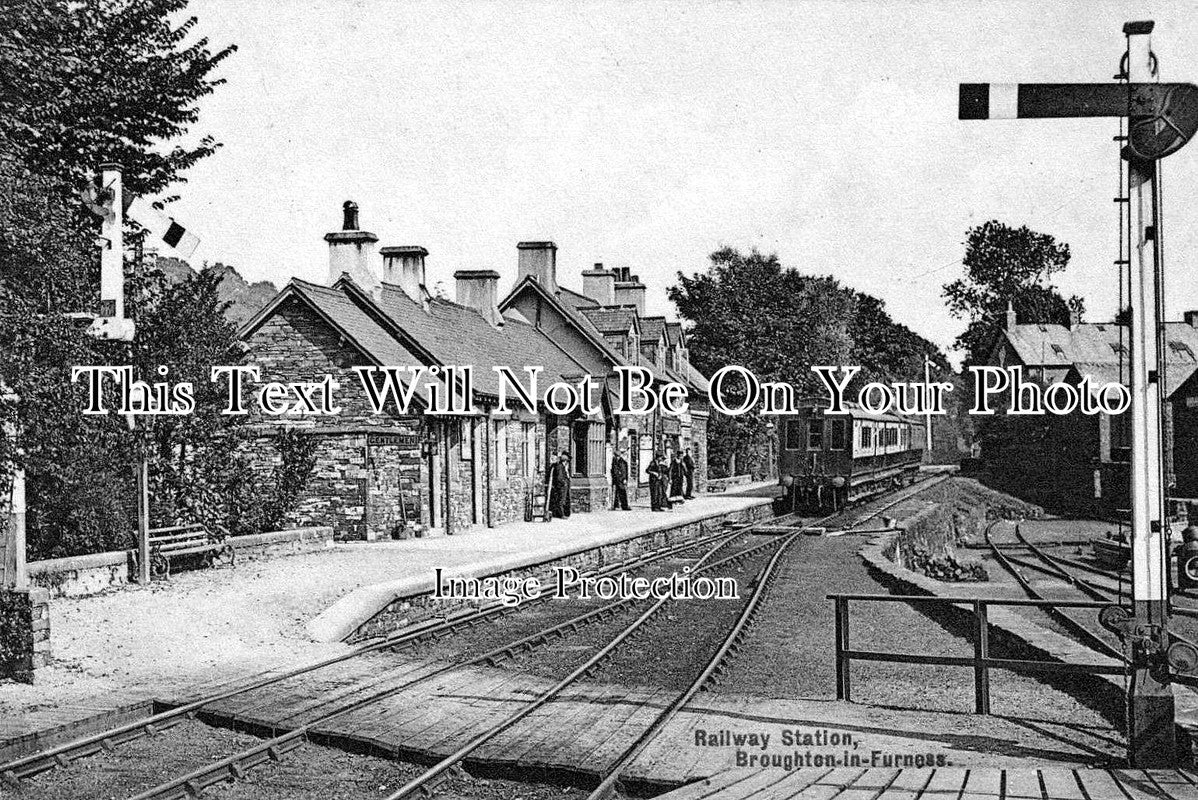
[517,241,558,294]
[342,200,359,231]
[454,269,503,327]
[325,201,379,289]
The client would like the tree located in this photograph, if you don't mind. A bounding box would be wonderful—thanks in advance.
[942,220,1084,367]
[0,2,290,559]
[0,0,236,199]
[670,247,948,478]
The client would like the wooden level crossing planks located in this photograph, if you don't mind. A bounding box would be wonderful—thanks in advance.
[652,767,1198,798]
[876,769,935,799]
[493,689,604,765]
[1037,769,1086,799]
[960,767,1004,800]
[235,657,437,728]
[1074,770,1134,800]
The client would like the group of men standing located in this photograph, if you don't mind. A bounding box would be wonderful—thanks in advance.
[543,445,696,521]
[612,447,694,512]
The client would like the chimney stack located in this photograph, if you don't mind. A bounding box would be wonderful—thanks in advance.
[517,241,558,293]
[614,271,647,316]
[454,270,503,327]
[382,245,429,304]
[324,200,380,291]
[582,263,616,306]
[1005,301,1017,332]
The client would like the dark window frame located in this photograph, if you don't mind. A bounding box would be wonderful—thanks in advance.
[807,417,824,451]
[828,418,847,451]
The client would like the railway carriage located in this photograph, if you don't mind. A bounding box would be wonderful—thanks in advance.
[778,400,926,512]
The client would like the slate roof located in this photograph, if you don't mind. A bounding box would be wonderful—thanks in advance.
[1001,321,1198,399]
[665,321,684,347]
[364,282,590,398]
[501,275,710,395]
[580,307,639,335]
[1002,322,1198,368]
[639,316,667,343]
[286,280,428,367]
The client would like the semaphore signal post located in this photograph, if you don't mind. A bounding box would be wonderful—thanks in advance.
[960,20,1198,766]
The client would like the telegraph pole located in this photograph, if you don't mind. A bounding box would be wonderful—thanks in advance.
[959,20,1198,766]
[1123,21,1173,765]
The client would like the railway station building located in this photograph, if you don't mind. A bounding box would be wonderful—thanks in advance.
[980,308,1198,514]
[238,203,709,540]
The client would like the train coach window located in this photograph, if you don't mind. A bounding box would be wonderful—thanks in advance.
[860,426,872,448]
[785,420,804,450]
[807,418,823,450]
[828,419,847,450]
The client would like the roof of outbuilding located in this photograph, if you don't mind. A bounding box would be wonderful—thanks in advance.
[1002,322,1198,367]
[1069,360,1198,399]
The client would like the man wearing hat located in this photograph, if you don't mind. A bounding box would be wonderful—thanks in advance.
[610,445,631,511]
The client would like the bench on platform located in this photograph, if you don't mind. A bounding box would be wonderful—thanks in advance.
[130,523,235,579]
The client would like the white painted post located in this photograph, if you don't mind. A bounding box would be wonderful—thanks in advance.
[924,356,934,454]
[99,164,124,319]
[1124,19,1175,767]
[1,383,26,590]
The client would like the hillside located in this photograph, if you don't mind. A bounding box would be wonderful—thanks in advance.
[154,257,278,326]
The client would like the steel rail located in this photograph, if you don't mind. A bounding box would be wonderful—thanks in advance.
[983,523,1128,663]
[124,528,785,800]
[583,524,802,800]
[385,479,942,800]
[1011,526,1198,660]
[2,513,781,787]
[377,533,800,800]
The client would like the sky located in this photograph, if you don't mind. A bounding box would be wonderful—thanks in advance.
[170,1,1198,362]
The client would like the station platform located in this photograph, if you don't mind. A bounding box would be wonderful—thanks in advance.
[0,485,774,759]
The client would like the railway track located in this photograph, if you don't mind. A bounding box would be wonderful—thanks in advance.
[7,477,948,799]
[124,526,792,800]
[0,512,778,789]
[982,522,1126,662]
[384,478,949,800]
[985,522,1198,678]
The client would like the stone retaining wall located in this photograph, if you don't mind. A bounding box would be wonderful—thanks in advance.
[27,526,333,599]
[0,587,50,683]
[349,502,774,643]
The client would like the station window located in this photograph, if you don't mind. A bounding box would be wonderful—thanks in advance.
[807,418,823,450]
[785,420,804,451]
[828,419,847,450]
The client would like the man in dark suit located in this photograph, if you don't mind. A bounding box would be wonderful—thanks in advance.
[545,450,572,519]
[682,447,696,499]
[610,446,631,511]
